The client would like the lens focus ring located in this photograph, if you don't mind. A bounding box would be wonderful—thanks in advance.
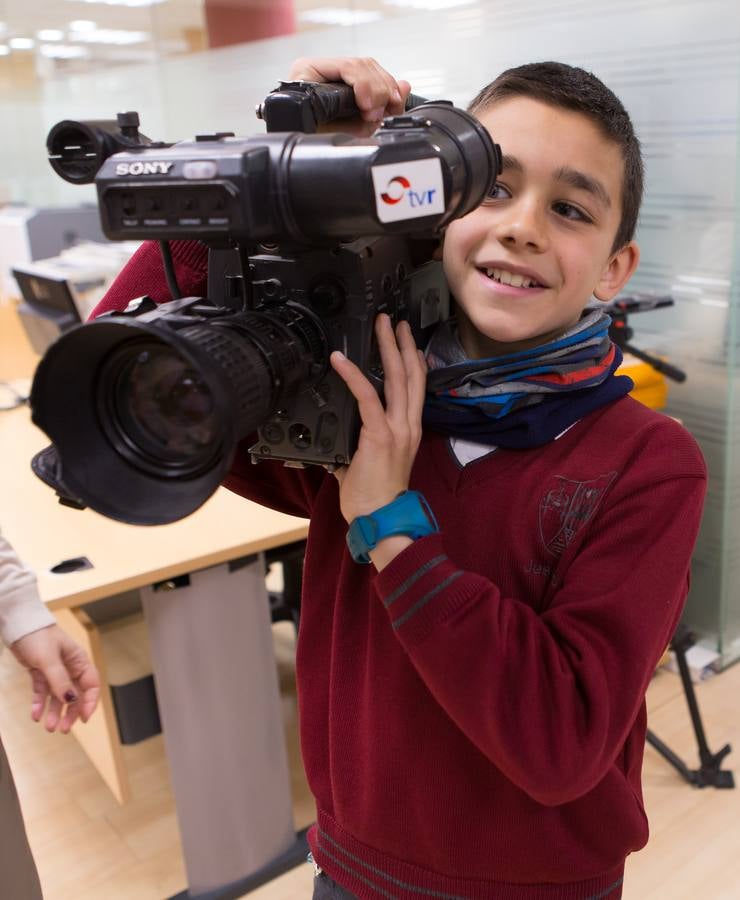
[178,323,274,434]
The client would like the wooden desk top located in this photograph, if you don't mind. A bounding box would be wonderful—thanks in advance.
[1,305,309,611]
[1,404,309,610]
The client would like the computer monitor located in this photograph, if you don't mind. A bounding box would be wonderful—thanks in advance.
[12,268,82,356]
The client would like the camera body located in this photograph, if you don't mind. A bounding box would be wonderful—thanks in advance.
[32,85,499,524]
[101,238,447,476]
[220,238,447,469]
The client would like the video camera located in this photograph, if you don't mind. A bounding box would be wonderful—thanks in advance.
[30,82,501,525]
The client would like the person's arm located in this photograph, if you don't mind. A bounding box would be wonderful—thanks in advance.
[372,468,705,805]
[0,531,55,646]
[90,239,209,319]
[0,531,101,733]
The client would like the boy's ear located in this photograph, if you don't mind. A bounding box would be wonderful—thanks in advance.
[593,240,640,302]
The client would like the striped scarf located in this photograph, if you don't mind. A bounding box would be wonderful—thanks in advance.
[422,310,633,449]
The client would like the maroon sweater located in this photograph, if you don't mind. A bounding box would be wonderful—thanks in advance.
[95,242,707,900]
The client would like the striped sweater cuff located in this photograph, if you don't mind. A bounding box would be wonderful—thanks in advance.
[373,533,482,644]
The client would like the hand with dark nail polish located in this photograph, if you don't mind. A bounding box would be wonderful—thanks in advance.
[10,624,101,732]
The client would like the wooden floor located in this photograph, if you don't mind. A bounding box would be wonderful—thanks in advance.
[1,622,739,900]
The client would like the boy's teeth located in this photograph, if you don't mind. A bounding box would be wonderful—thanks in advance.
[485,267,536,288]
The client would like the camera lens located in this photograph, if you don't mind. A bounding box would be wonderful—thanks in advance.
[102,341,220,473]
[30,302,330,524]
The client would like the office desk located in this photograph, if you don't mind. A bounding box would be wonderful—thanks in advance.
[1,305,312,898]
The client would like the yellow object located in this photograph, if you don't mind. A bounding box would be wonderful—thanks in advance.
[616,353,668,410]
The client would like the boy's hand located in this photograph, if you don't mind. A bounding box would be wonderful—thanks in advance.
[288,57,411,136]
[11,624,101,734]
[330,314,427,525]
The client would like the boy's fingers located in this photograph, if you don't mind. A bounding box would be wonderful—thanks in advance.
[330,351,388,435]
[288,57,406,121]
[375,315,407,422]
[395,325,427,439]
[366,58,406,118]
[397,322,427,426]
[397,79,413,106]
[288,56,342,83]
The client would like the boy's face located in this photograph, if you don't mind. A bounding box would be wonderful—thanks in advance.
[442,96,639,358]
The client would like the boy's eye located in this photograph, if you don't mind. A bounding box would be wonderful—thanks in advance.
[486,182,511,201]
[552,201,591,223]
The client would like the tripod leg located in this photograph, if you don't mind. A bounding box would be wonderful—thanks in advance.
[672,627,714,763]
[647,627,735,789]
[646,729,697,785]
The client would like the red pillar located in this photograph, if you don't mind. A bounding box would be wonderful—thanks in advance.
[203,0,296,48]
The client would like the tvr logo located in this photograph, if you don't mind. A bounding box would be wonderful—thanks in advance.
[380,175,437,208]
[372,158,444,223]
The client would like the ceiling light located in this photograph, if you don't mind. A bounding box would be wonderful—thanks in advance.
[383,0,476,9]
[0,45,9,56]
[298,7,383,26]
[65,0,167,6]
[69,20,97,32]
[37,30,65,42]
[9,37,35,50]
[40,44,90,59]
[72,28,150,45]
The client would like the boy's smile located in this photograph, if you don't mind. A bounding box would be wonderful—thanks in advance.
[443,96,639,359]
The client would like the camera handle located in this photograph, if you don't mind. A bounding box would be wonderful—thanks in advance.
[160,81,433,304]
[256,81,430,133]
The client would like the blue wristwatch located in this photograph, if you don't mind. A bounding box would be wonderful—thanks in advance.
[346,490,439,564]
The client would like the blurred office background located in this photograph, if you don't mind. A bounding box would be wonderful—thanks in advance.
[1,0,739,664]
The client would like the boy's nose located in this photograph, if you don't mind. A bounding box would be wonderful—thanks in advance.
[494,202,548,251]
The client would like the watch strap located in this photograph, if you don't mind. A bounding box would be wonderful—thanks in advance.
[346,491,439,564]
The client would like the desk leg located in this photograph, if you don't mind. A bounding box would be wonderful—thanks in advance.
[140,555,298,898]
[55,607,132,805]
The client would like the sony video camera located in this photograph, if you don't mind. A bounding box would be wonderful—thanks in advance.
[30,82,501,525]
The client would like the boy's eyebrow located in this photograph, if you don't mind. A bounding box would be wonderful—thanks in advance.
[500,155,612,209]
[554,166,611,209]
[500,154,524,173]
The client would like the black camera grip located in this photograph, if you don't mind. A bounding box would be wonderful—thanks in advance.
[260,81,431,133]
[305,82,431,125]
[309,81,363,125]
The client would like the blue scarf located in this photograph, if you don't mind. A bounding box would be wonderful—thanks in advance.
[422,310,633,449]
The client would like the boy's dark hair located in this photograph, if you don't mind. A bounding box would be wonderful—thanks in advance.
[469,61,643,253]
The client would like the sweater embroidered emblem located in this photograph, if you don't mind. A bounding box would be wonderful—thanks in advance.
[538,471,617,557]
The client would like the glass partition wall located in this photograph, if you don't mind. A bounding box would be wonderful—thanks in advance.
[2,0,740,663]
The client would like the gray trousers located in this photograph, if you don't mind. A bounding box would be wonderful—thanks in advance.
[0,734,43,899]
[312,871,359,899]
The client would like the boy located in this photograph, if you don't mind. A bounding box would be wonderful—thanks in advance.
[92,57,706,899]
